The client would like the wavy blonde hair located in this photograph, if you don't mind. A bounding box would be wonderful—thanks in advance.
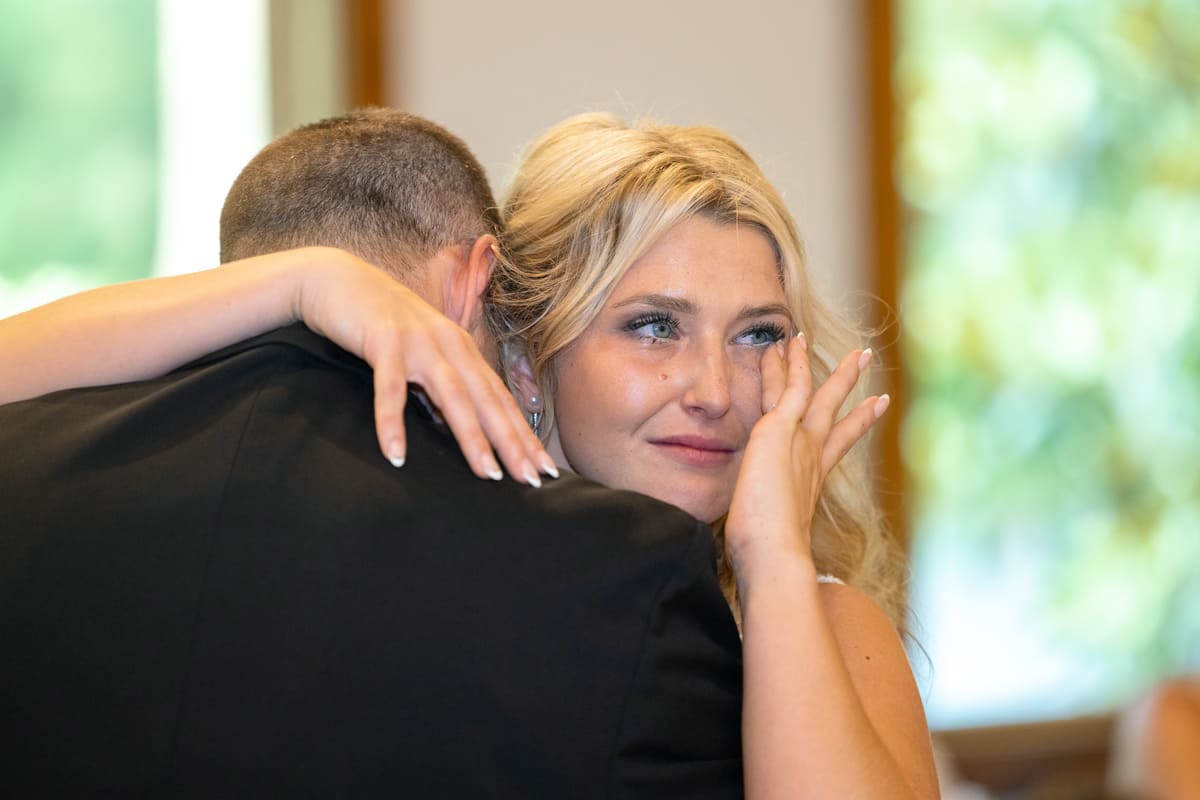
[485,112,907,631]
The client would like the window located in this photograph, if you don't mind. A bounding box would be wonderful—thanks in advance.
[0,0,269,317]
[899,0,1200,727]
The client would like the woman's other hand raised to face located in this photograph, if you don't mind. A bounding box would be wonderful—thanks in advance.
[726,334,888,582]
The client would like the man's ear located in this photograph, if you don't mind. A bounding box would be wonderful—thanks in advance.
[446,234,497,330]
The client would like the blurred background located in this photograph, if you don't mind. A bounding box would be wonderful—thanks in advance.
[3,0,1197,794]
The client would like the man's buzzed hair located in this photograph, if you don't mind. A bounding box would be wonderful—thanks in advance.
[220,108,501,277]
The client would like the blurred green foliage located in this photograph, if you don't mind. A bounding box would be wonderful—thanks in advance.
[0,0,158,310]
[900,0,1200,717]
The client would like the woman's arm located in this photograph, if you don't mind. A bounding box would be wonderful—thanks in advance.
[0,246,553,484]
[727,337,939,799]
[1,248,324,402]
[739,565,938,798]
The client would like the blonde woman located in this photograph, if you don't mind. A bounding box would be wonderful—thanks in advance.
[0,112,938,797]
[492,113,935,797]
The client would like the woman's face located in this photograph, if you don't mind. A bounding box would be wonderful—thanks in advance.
[546,215,792,523]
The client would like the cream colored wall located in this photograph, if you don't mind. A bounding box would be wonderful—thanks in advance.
[268,0,345,137]
[385,0,872,315]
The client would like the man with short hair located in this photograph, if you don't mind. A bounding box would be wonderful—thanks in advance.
[220,110,500,281]
[0,109,743,796]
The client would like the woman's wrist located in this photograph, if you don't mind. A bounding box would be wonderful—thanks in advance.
[732,540,819,608]
[291,246,359,334]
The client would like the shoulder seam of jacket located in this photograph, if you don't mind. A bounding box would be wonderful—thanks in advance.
[163,354,299,770]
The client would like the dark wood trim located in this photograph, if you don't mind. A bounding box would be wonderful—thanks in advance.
[864,1,909,552]
[936,713,1116,796]
[345,0,386,108]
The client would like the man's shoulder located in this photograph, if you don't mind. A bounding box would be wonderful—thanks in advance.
[175,322,364,377]
[2,320,718,573]
[466,463,720,589]
[0,323,355,421]
[217,327,715,540]
[533,472,709,536]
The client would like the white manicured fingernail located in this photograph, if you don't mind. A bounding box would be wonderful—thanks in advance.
[387,440,405,468]
[858,348,873,372]
[873,394,891,419]
[539,454,560,479]
[523,462,542,488]
[482,452,503,481]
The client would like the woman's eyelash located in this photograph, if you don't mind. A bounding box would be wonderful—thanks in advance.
[622,311,679,333]
[622,314,788,344]
[746,321,788,342]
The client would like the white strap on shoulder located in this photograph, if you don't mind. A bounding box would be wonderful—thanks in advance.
[817,574,845,585]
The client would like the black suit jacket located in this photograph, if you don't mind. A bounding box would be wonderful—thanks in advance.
[0,324,743,798]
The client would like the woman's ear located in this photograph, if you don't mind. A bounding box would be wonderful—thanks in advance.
[447,234,497,330]
[501,340,543,420]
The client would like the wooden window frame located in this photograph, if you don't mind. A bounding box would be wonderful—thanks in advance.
[345,0,386,108]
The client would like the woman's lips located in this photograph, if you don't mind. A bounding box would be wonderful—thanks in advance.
[649,436,737,468]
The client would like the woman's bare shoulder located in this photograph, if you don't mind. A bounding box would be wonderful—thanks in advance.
[818,579,940,797]
[817,580,907,660]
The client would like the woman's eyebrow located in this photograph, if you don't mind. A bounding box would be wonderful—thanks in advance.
[735,303,794,323]
[611,294,695,314]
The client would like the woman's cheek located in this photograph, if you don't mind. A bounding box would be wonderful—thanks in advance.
[616,363,673,415]
[734,355,767,421]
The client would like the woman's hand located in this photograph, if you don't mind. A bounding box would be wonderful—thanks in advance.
[0,246,555,486]
[725,334,887,580]
[728,336,938,799]
[295,248,556,485]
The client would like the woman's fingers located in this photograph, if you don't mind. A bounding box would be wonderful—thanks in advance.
[421,327,557,486]
[447,328,558,485]
[771,333,813,420]
[372,343,410,466]
[760,339,788,414]
[407,327,555,486]
[802,347,871,438]
[820,393,890,476]
[765,337,886,476]
[417,357,508,480]
[470,364,559,482]
[306,252,556,486]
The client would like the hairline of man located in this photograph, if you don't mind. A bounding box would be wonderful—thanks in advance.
[218,107,501,299]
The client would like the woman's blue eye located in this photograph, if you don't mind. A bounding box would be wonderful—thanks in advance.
[624,312,679,341]
[738,323,787,346]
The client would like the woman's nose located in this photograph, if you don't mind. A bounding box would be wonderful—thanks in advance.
[680,340,733,418]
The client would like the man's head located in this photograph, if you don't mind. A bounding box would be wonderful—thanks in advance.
[219,108,501,284]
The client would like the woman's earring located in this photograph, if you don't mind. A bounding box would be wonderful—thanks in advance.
[501,339,543,436]
[527,393,543,436]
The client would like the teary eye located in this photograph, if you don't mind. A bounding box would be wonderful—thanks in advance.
[736,322,788,346]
